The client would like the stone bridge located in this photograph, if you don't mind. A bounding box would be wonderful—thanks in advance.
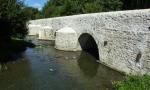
[28,9,150,75]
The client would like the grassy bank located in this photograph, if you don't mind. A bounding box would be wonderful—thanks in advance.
[113,75,150,90]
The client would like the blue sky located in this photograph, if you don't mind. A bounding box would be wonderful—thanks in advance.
[23,0,48,10]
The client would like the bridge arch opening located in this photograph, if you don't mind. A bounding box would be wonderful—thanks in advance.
[78,33,99,60]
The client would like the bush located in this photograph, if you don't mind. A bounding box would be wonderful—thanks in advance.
[42,0,123,18]
[113,75,150,90]
[0,0,33,63]
[0,0,29,41]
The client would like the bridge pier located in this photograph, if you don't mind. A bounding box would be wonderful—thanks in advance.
[28,25,41,36]
[38,26,53,40]
[55,27,81,51]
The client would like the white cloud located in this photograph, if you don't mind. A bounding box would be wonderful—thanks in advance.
[32,3,42,10]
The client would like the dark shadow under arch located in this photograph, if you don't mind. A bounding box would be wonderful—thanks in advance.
[78,33,99,60]
[78,51,99,78]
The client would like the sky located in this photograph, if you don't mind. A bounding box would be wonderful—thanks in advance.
[23,0,48,10]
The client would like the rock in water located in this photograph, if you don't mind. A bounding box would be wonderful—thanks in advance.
[49,68,54,72]
[72,56,76,59]
[65,57,69,60]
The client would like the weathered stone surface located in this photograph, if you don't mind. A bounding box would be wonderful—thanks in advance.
[55,27,81,51]
[38,26,54,40]
[28,9,150,75]
[28,25,41,35]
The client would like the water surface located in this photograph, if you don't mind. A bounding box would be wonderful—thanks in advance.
[0,38,124,90]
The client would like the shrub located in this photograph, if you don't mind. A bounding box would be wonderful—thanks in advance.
[0,0,29,41]
[113,75,150,90]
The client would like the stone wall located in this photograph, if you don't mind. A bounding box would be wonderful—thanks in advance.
[29,9,150,75]
[55,27,81,51]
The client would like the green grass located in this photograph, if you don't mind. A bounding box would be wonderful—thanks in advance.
[113,75,150,90]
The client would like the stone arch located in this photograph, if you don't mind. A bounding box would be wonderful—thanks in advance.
[78,33,99,60]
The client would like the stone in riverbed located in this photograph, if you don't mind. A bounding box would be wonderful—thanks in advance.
[65,57,69,60]
[49,68,55,72]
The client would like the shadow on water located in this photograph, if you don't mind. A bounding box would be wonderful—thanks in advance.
[78,51,99,78]
[0,40,35,64]
[0,36,124,90]
[77,51,124,90]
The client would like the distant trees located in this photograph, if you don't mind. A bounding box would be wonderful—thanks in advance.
[0,0,36,63]
[100,0,123,11]
[0,0,44,41]
[42,0,123,18]
[22,7,43,20]
[41,0,150,18]
[122,0,150,10]
[0,0,29,41]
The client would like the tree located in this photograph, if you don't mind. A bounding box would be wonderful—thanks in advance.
[42,0,123,18]
[122,0,150,10]
[42,0,65,17]
[82,2,103,13]
[100,0,123,11]
[23,7,43,20]
[0,0,28,41]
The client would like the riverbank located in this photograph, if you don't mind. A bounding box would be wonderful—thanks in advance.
[0,39,124,90]
[113,75,150,90]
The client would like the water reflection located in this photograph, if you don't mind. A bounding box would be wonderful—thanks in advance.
[78,51,99,78]
[0,55,32,90]
[0,37,124,90]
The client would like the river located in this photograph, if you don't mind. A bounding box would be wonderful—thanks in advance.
[0,36,124,90]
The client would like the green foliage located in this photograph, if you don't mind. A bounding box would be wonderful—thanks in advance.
[41,0,150,18]
[17,0,150,19]
[0,39,35,63]
[61,0,82,15]
[113,75,150,90]
[82,2,103,13]
[0,0,28,40]
[122,0,150,10]
[101,0,123,11]
[22,7,43,20]
[0,0,35,63]
[42,0,123,18]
